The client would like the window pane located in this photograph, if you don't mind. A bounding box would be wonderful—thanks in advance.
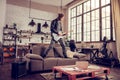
[86,32,90,41]
[71,8,76,17]
[86,1,90,12]
[91,9,99,21]
[91,31,100,41]
[77,32,82,41]
[91,0,99,9]
[84,24,87,32]
[96,20,100,30]
[102,30,106,38]
[77,5,82,15]
[102,6,110,17]
[102,8,106,18]
[101,0,110,6]
[91,21,95,30]
[84,14,86,22]
[95,10,99,20]
[106,17,110,28]
[77,16,82,42]
[101,0,106,6]
[106,0,110,4]
[91,32,95,41]
[86,23,90,31]
[84,1,90,13]
[96,31,100,41]
[102,18,106,29]
[106,29,110,39]
[86,13,90,22]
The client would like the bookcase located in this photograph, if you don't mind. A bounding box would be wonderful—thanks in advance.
[2,25,17,58]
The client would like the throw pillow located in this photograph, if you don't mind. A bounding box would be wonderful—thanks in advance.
[66,50,87,58]
[26,53,43,60]
[66,50,76,58]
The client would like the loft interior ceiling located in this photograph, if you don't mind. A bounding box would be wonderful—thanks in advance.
[31,0,74,7]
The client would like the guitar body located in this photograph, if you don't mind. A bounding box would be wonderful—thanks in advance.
[52,31,66,41]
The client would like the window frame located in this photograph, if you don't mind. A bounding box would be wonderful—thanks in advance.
[68,0,114,42]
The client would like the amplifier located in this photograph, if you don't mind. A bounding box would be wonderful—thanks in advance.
[11,60,27,79]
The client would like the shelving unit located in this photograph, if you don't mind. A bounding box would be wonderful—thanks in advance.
[2,25,17,58]
[17,30,33,43]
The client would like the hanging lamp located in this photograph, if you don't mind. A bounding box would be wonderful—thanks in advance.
[42,21,49,28]
[28,0,36,26]
[28,19,36,26]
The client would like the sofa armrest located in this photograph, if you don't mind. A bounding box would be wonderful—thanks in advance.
[25,53,43,60]
[73,53,87,59]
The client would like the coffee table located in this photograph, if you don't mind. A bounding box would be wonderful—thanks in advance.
[53,65,110,80]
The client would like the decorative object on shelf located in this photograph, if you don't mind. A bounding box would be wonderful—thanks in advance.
[41,37,44,43]
[35,23,45,34]
[42,21,49,28]
[13,23,17,29]
[17,30,32,43]
[5,24,8,28]
[36,23,41,33]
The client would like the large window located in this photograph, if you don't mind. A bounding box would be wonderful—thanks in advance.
[68,0,115,42]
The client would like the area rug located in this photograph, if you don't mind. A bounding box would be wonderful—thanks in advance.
[40,72,61,80]
[40,72,114,80]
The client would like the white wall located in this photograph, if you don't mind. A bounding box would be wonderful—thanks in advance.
[0,0,6,42]
[5,4,57,45]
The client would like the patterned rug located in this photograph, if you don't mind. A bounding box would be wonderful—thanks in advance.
[40,72,114,80]
[40,72,62,80]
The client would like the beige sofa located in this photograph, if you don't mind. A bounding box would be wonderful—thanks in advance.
[24,44,87,72]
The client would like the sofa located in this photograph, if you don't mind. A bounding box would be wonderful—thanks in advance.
[24,44,87,72]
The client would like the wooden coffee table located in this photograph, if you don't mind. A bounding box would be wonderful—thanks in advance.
[53,65,110,80]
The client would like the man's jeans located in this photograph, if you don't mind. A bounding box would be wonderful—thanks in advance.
[43,38,67,58]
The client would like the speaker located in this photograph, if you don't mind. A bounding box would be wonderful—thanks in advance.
[11,61,27,79]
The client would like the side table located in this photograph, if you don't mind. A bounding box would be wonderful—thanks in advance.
[11,60,27,79]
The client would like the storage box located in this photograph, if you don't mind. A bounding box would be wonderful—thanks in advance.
[11,60,27,79]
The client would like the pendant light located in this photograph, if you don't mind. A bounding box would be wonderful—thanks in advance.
[28,19,36,26]
[28,0,36,26]
[42,21,49,28]
[28,0,54,27]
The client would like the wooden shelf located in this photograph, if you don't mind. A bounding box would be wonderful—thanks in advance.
[3,26,17,58]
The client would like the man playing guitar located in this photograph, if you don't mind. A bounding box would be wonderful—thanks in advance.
[43,13,68,58]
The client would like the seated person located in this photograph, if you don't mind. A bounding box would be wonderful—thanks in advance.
[69,40,78,52]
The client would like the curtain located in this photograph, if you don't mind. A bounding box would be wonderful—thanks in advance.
[111,0,120,60]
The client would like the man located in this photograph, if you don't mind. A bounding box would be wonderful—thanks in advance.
[43,13,68,58]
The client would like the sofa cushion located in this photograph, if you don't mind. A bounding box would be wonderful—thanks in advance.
[32,45,44,55]
[43,58,58,70]
[26,53,43,60]
[43,46,55,58]
[54,47,64,57]
[57,58,78,66]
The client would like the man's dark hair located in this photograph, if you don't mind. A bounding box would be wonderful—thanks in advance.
[58,13,64,20]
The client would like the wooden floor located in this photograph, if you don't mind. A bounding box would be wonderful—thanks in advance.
[0,58,120,80]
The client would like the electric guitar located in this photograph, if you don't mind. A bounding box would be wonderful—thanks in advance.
[52,31,67,41]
